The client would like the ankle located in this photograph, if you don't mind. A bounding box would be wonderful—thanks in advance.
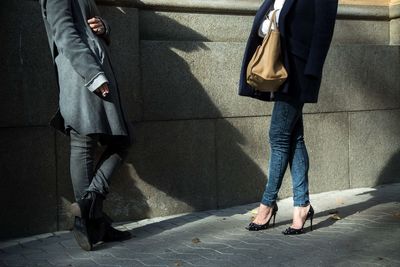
[257,205,273,218]
[291,205,313,227]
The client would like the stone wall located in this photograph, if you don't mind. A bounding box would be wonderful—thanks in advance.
[0,0,399,238]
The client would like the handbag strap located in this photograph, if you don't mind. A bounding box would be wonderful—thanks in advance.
[264,9,279,37]
[270,9,279,29]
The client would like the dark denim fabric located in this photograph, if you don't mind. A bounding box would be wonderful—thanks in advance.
[261,100,310,207]
[69,129,130,200]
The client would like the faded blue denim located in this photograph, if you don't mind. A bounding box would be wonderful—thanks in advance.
[261,100,310,207]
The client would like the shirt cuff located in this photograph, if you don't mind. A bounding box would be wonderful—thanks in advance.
[86,72,108,92]
[259,19,276,38]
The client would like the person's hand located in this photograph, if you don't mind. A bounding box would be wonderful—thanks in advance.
[96,83,109,97]
[88,17,105,35]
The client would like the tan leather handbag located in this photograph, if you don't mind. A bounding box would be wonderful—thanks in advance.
[246,10,288,92]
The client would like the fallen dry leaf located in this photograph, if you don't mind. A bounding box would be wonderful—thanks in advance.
[175,260,183,266]
[393,212,400,219]
[335,198,345,205]
[191,237,201,244]
[330,214,341,220]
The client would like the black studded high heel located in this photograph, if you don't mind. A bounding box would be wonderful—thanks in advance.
[282,205,314,235]
[246,203,278,231]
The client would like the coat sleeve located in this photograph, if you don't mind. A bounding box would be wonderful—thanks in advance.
[91,1,111,46]
[97,17,111,45]
[304,0,338,78]
[45,0,108,92]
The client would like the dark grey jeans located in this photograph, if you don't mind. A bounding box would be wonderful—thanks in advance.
[69,129,130,201]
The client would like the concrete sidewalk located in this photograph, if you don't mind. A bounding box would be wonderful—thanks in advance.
[1,184,399,267]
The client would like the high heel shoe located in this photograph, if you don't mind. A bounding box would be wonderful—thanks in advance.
[246,203,278,231]
[282,205,314,235]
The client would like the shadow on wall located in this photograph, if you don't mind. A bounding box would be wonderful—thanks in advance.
[3,2,399,238]
[101,10,400,223]
[97,10,268,222]
[376,150,400,186]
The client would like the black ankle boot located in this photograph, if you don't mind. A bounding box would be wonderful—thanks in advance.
[102,224,132,242]
[96,213,131,242]
[71,191,105,250]
[72,216,93,251]
[71,191,105,220]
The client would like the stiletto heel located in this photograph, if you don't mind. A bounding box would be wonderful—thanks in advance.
[246,203,278,231]
[272,213,277,228]
[282,205,314,235]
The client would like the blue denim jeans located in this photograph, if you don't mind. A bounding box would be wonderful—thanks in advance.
[261,100,310,207]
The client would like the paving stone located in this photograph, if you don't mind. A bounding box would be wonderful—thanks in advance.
[25,252,70,261]
[1,184,399,266]
[66,248,93,260]
[3,259,53,267]
[0,242,18,250]
[39,243,68,253]
[91,255,143,266]
[60,240,80,249]
[104,250,157,261]
[1,246,25,255]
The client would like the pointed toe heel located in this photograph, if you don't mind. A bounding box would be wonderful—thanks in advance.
[283,205,314,235]
[246,203,278,231]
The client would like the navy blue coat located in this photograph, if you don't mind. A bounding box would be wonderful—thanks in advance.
[239,0,338,103]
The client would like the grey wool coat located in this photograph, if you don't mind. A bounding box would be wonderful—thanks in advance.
[40,0,129,137]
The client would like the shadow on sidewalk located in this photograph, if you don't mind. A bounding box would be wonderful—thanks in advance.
[309,152,400,231]
[102,9,267,225]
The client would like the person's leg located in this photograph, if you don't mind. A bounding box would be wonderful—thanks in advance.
[69,129,98,201]
[289,115,310,207]
[287,115,313,230]
[70,132,131,249]
[87,135,131,242]
[252,100,303,226]
[69,130,102,251]
[87,135,130,196]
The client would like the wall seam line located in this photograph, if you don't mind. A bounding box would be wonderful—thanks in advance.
[55,130,60,231]
[2,108,400,129]
[214,119,219,209]
[348,112,352,189]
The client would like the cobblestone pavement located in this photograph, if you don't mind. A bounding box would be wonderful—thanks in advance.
[1,184,399,267]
